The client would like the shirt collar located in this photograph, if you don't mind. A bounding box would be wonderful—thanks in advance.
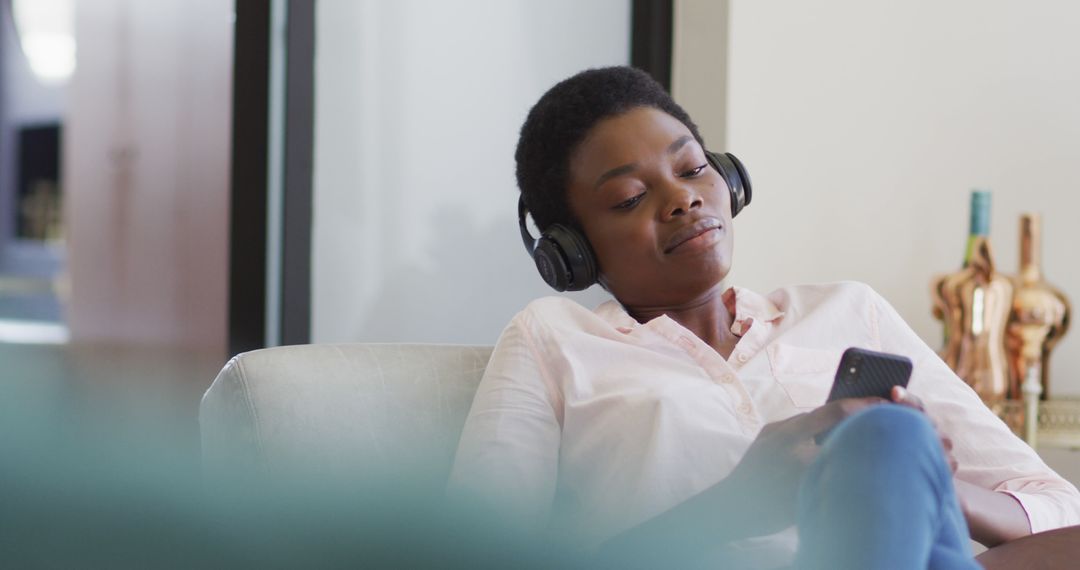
[722,286,786,335]
[594,286,786,335]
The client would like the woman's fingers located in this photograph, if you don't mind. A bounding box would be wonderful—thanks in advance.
[941,435,959,473]
[890,385,924,411]
[891,386,959,473]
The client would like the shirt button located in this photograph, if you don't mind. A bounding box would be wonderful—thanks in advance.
[736,352,749,363]
[737,401,753,415]
[721,373,735,383]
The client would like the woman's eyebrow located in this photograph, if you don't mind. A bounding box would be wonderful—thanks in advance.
[593,135,696,190]
[667,135,693,155]
[594,164,637,190]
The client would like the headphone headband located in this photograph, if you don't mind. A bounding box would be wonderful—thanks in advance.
[517,197,536,255]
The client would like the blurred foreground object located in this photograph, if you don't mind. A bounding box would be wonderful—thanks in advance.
[5,342,1078,567]
[0,364,581,569]
[932,191,1013,408]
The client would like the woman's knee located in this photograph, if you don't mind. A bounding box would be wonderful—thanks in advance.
[827,404,938,456]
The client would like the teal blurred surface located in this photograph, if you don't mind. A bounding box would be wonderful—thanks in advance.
[0,342,590,568]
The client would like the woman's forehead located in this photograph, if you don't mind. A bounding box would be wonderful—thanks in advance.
[571,107,698,176]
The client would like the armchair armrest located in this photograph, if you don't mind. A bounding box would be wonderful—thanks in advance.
[976,525,1080,570]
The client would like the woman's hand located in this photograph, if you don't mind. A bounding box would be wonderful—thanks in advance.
[599,397,885,566]
[889,386,957,473]
[723,397,885,537]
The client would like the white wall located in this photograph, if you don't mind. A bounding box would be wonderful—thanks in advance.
[676,0,1080,395]
[64,0,232,349]
[671,0,728,148]
[312,0,629,345]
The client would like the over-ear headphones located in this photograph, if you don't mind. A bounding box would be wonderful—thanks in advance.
[519,151,752,292]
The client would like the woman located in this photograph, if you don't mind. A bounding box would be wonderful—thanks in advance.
[448,67,1080,569]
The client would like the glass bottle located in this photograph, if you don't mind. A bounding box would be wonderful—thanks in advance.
[931,190,1013,407]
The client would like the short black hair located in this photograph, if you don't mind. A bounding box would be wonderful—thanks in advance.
[515,66,705,231]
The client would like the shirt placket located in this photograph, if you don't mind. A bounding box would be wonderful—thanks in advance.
[661,324,763,435]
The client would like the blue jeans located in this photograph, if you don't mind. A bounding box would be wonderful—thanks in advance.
[795,405,982,570]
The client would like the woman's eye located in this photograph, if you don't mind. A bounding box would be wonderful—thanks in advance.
[680,163,709,178]
[614,193,645,210]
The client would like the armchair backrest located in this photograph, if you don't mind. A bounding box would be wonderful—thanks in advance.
[200,343,493,486]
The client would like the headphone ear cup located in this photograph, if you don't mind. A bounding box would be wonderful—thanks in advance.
[706,151,752,218]
[533,236,573,291]
[539,224,598,292]
[519,196,598,292]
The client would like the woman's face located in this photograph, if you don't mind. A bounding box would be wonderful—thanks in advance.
[566,106,734,308]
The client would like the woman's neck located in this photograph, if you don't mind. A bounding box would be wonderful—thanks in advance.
[624,286,740,360]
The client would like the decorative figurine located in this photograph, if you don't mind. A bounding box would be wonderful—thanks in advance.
[931,191,1014,407]
[1006,213,1071,402]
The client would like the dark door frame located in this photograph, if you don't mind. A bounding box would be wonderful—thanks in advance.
[631,0,674,91]
[228,0,314,356]
[228,0,270,356]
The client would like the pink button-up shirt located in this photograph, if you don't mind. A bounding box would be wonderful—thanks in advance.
[449,282,1080,564]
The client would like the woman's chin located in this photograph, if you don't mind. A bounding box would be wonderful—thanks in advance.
[686,253,732,284]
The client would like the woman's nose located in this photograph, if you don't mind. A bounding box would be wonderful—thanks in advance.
[661,184,703,221]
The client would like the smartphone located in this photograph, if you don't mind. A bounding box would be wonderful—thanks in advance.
[816,348,913,445]
[826,347,913,403]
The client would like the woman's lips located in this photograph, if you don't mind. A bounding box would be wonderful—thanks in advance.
[664,217,724,254]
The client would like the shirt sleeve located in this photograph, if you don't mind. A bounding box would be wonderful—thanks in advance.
[869,287,1080,533]
[447,311,562,533]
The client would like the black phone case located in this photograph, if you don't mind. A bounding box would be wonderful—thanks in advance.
[826,347,913,403]
[816,348,914,445]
